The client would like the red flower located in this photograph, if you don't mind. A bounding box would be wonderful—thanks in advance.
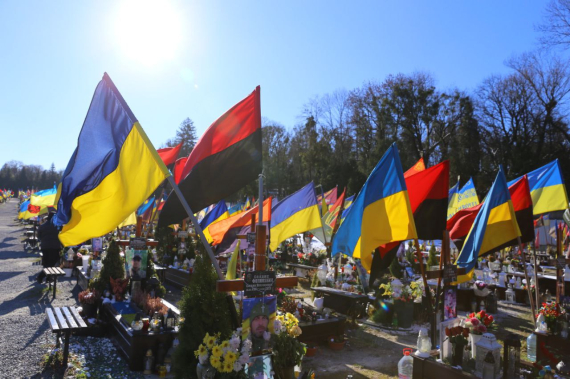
[445,327,450,337]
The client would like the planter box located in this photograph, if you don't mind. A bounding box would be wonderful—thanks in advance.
[164,267,192,288]
[297,315,346,345]
[101,299,180,371]
[412,355,477,379]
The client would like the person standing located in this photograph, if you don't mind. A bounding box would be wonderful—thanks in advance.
[36,209,62,283]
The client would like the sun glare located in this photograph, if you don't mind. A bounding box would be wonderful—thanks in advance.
[113,0,183,67]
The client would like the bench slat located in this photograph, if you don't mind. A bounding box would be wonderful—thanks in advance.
[46,308,60,332]
[54,308,69,330]
[62,307,78,329]
[69,307,88,328]
[43,268,52,275]
[53,267,65,275]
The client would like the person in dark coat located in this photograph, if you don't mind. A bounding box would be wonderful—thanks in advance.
[36,210,62,283]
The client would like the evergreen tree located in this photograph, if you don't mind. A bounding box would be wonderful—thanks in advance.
[175,118,198,157]
[95,240,125,293]
[427,243,438,268]
[173,254,233,379]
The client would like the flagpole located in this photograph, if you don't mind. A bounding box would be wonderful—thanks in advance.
[518,237,537,327]
[532,242,541,317]
[166,176,224,279]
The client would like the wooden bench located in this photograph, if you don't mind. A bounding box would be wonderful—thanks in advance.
[43,267,66,299]
[46,306,88,368]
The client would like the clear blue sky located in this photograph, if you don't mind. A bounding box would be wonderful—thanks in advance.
[0,1,546,171]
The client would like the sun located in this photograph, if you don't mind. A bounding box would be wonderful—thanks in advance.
[112,0,183,67]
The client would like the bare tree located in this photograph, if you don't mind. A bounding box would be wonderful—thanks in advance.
[537,0,570,50]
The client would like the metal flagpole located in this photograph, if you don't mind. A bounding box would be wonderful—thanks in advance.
[166,175,224,279]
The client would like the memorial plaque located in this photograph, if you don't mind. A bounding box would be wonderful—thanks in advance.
[244,271,276,297]
[129,237,147,250]
[556,257,567,270]
[443,265,457,283]
[178,230,188,239]
[247,233,256,244]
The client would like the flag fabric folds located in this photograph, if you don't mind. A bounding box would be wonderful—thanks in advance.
[331,144,417,269]
[368,161,449,284]
[20,186,57,219]
[448,177,480,220]
[455,168,521,283]
[312,188,347,244]
[53,73,170,246]
[448,175,534,251]
[269,182,322,252]
[158,86,262,227]
[209,198,272,247]
[118,212,137,228]
[200,200,230,243]
[173,156,189,184]
[137,196,155,216]
[508,159,569,215]
[157,143,182,166]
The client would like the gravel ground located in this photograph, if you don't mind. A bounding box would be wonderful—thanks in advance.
[0,201,152,379]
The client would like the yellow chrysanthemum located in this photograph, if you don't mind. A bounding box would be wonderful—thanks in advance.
[206,336,216,349]
[220,340,230,349]
[222,361,233,373]
[210,356,221,370]
[194,344,207,357]
[224,351,237,363]
[212,345,223,357]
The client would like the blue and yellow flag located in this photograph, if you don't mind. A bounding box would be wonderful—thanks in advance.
[340,195,355,222]
[448,178,479,220]
[53,73,170,247]
[508,159,569,215]
[455,168,521,283]
[200,200,229,243]
[228,203,243,216]
[137,196,155,216]
[332,144,417,269]
[269,182,322,251]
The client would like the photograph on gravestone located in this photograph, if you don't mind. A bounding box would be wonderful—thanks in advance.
[245,354,272,378]
[244,271,276,297]
[242,296,277,354]
[125,248,148,280]
[247,232,256,244]
[444,287,457,321]
[92,237,102,252]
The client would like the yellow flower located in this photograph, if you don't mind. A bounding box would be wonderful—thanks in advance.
[222,361,233,373]
[194,344,207,357]
[212,345,223,357]
[220,340,230,349]
[206,336,216,349]
[202,333,211,345]
[210,356,221,370]
[224,351,237,363]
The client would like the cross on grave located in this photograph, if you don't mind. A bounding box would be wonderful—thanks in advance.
[216,224,298,293]
[116,216,158,249]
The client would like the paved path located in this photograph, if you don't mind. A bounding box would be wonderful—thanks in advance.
[0,200,77,378]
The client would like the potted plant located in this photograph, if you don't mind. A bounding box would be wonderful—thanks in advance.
[537,302,565,333]
[327,335,346,351]
[305,343,317,357]
[78,289,100,318]
[272,313,305,379]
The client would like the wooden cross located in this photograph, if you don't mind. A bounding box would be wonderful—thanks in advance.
[216,224,298,292]
[116,216,158,248]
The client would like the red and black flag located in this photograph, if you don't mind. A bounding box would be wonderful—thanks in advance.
[447,175,534,251]
[173,156,188,184]
[368,161,449,286]
[158,87,262,226]
[157,142,183,167]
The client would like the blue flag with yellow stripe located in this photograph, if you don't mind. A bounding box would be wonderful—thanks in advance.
[508,159,568,215]
[200,200,229,243]
[455,167,521,283]
[54,73,170,246]
[332,144,417,269]
[269,182,322,251]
